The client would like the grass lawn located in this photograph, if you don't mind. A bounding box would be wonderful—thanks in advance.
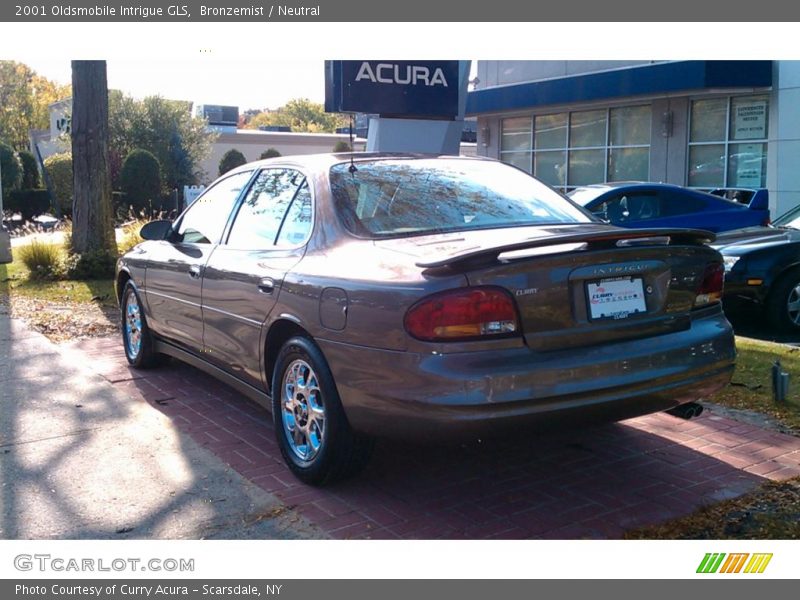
[713,336,800,431]
[0,250,116,307]
[0,253,118,342]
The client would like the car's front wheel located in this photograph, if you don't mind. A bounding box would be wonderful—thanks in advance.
[121,281,160,368]
[271,336,373,485]
[767,268,800,332]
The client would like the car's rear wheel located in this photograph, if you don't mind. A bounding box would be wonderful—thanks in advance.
[271,336,373,485]
[767,268,800,332]
[121,281,160,368]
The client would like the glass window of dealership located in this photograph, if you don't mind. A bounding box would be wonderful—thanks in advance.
[687,95,768,189]
[500,95,769,191]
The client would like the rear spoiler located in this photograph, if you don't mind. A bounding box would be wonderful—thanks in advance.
[416,228,716,270]
[710,187,769,211]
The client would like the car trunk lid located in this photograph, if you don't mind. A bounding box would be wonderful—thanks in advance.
[380,225,720,351]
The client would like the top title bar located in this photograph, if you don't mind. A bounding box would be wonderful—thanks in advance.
[2,0,800,21]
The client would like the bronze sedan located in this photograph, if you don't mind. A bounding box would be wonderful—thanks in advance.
[116,154,735,485]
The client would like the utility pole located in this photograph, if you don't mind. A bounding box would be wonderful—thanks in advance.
[0,162,13,264]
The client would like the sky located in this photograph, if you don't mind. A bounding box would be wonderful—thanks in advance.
[3,21,795,115]
[19,59,328,111]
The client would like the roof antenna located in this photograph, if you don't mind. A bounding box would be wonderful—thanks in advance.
[348,113,358,174]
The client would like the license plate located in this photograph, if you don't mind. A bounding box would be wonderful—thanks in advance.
[587,277,647,320]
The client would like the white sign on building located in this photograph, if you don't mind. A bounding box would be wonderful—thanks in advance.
[732,99,768,140]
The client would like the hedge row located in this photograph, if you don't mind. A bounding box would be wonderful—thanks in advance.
[3,189,52,221]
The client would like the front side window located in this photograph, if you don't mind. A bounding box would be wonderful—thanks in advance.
[688,95,768,188]
[226,168,312,249]
[330,158,591,239]
[176,171,253,244]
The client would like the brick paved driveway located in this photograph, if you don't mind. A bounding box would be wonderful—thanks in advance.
[65,336,800,539]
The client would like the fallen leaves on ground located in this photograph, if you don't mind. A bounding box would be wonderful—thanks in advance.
[626,477,800,539]
[0,294,119,343]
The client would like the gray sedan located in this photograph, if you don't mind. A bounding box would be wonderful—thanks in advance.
[116,154,735,485]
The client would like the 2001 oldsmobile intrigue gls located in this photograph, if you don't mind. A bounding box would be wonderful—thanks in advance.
[116,154,735,485]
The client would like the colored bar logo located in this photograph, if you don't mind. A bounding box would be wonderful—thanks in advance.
[697,553,772,574]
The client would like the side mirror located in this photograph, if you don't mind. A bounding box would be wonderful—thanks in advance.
[140,220,173,241]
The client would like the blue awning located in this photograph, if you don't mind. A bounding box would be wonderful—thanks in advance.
[466,61,773,116]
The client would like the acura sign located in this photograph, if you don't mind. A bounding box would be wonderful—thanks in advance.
[325,60,460,119]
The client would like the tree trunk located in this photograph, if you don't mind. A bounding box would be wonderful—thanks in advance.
[71,60,116,256]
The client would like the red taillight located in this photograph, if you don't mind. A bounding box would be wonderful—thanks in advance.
[404,287,520,342]
[695,263,724,307]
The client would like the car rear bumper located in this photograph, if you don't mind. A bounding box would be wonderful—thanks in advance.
[319,308,736,441]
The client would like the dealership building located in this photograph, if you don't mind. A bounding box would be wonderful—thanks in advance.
[468,60,800,216]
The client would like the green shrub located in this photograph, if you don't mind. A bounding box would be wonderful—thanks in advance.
[332,141,352,153]
[120,149,162,214]
[17,239,62,280]
[0,142,23,191]
[5,189,51,220]
[43,152,73,217]
[218,149,247,175]
[63,250,117,280]
[259,148,281,159]
[18,150,41,189]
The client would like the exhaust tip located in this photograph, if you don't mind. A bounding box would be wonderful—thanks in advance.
[666,402,704,420]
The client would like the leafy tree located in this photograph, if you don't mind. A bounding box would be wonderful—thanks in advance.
[120,149,162,212]
[70,60,116,268]
[0,61,70,150]
[219,149,247,175]
[0,141,22,191]
[244,98,347,133]
[43,152,72,215]
[18,150,40,189]
[260,148,281,159]
[108,91,217,192]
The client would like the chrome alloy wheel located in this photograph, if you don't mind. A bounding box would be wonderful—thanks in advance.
[124,292,143,360]
[281,359,326,462]
[788,282,800,326]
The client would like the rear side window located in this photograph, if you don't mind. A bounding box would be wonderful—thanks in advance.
[176,171,252,244]
[330,158,590,239]
[276,182,313,246]
[226,168,311,249]
[658,193,704,217]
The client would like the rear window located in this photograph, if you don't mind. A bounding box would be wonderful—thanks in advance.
[329,158,591,238]
[568,187,609,206]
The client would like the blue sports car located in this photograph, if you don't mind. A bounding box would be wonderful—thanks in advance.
[568,183,770,233]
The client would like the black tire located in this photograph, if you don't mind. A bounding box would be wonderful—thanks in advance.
[120,281,160,369]
[271,336,373,486]
[766,268,800,332]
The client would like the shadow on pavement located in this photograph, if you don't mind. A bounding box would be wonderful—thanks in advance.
[728,310,800,345]
[0,315,322,540]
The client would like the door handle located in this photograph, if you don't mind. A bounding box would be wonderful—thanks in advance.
[258,277,276,294]
[188,265,202,279]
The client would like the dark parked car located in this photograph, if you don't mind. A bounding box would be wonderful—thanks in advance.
[715,204,800,331]
[117,154,735,484]
[569,182,770,233]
